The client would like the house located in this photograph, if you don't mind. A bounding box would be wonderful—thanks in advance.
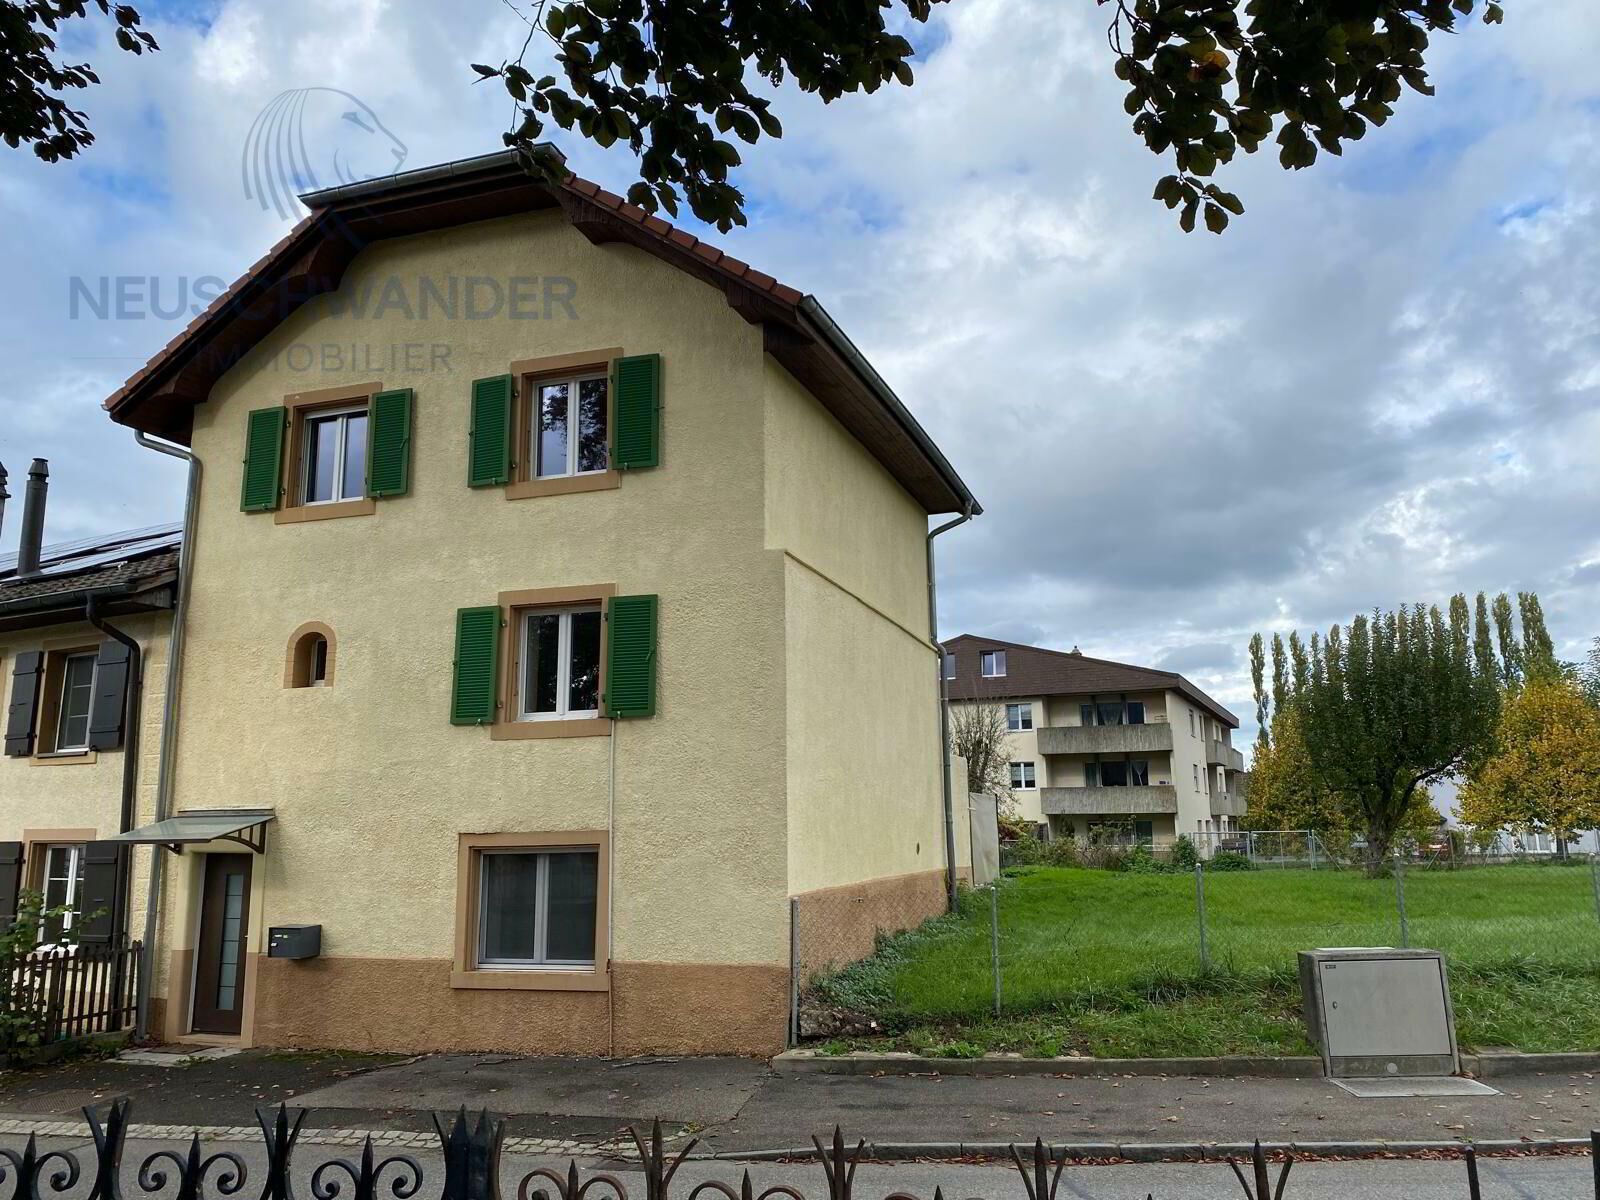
[88,148,979,1056]
[943,635,1245,847]
[0,458,179,958]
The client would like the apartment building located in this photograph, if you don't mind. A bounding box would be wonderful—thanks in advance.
[944,635,1245,846]
[78,148,978,1056]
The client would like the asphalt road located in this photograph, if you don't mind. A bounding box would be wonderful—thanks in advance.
[1,1135,1590,1200]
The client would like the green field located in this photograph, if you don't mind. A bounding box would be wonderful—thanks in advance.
[810,863,1600,1058]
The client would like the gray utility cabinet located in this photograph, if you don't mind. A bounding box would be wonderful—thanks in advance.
[1298,948,1459,1078]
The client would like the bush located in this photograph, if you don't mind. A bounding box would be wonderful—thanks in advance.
[1121,843,1166,874]
[1208,850,1255,872]
[1169,835,1199,871]
[1077,841,1128,872]
[1042,838,1081,868]
[1001,835,1043,868]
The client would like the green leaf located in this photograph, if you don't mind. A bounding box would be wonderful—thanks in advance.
[1179,197,1198,233]
[1203,202,1228,233]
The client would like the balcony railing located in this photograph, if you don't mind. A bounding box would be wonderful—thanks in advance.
[1041,784,1179,816]
[1036,722,1174,757]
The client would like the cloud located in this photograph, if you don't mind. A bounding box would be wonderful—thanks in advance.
[2,0,1596,724]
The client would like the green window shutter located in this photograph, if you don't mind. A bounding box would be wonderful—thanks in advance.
[366,388,414,497]
[450,606,502,725]
[604,594,658,718]
[239,406,287,511]
[612,354,661,470]
[468,375,514,487]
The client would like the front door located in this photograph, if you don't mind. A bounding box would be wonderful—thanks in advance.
[191,854,252,1035]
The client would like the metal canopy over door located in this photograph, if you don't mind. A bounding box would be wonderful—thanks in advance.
[191,854,252,1035]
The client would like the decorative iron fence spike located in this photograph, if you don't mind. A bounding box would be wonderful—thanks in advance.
[256,1105,306,1200]
[85,1098,130,1200]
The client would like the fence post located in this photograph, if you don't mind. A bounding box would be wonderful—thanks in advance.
[989,884,1002,1017]
[1309,832,1319,871]
[1194,862,1210,972]
[1590,855,1600,926]
[1394,850,1410,949]
[788,896,800,1048]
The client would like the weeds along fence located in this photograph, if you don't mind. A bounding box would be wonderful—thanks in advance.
[13,1101,1600,1200]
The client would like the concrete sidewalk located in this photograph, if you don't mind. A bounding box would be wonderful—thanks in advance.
[0,1050,1595,1155]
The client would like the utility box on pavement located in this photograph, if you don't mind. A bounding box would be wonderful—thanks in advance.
[1298,947,1459,1078]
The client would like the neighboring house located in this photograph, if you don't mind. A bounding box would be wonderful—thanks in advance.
[0,461,179,953]
[943,635,1245,847]
[96,149,979,1056]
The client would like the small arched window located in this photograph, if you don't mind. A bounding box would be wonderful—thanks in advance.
[285,622,336,689]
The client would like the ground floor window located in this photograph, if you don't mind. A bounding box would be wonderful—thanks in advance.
[38,843,85,942]
[476,848,599,968]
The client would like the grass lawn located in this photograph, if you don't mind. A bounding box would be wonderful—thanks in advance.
[810,863,1600,1058]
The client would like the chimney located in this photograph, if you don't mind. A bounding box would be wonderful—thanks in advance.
[16,458,48,579]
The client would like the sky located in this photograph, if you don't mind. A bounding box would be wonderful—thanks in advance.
[1,0,1597,752]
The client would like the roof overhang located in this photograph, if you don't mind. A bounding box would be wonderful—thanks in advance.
[110,808,275,854]
[103,150,978,515]
[0,573,176,635]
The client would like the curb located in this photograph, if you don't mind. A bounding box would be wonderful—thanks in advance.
[710,1137,1595,1164]
[773,1050,1600,1079]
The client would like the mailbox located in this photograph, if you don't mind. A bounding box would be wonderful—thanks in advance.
[267,925,322,960]
[1298,947,1458,1078]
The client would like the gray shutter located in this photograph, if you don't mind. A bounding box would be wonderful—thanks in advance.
[4,651,43,757]
[0,842,22,930]
[87,641,132,752]
[76,842,124,946]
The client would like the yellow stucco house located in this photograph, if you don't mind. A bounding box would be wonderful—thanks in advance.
[81,149,978,1055]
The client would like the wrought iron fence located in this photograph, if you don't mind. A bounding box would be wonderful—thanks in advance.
[0,1102,1594,1200]
[5,938,139,1045]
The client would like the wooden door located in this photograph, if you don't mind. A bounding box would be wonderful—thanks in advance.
[191,854,252,1035]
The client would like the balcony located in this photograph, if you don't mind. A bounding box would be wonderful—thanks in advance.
[1037,722,1174,757]
[1041,785,1179,816]
[1206,739,1246,771]
[1210,791,1247,817]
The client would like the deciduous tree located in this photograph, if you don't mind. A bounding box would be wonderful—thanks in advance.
[1459,677,1600,848]
[474,0,1506,233]
[947,699,1013,802]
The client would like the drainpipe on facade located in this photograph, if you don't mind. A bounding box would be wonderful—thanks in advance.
[928,505,974,910]
[130,431,202,1040]
[84,594,143,989]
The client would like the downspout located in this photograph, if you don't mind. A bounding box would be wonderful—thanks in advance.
[131,431,201,1039]
[928,505,974,909]
[84,595,143,939]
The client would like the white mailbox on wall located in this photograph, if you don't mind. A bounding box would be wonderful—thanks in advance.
[1298,947,1460,1078]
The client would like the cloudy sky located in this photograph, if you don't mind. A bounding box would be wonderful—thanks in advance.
[2,0,1597,748]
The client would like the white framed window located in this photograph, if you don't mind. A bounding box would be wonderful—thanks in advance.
[302,404,369,504]
[518,605,603,721]
[1006,703,1033,732]
[942,652,956,680]
[980,649,1006,678]
[1193,763,1201,789]
[1189,709,1196,737]
[533,375,609,479]
[54,652,97,751]
[476,848,599,968]
[39,843,85,942]
[1010,761,1036,790]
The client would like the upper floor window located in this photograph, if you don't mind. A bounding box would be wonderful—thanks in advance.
[1086,759,1148,787]
[534,375,608,479]
[980,650,1006,678]
[303,405,368,505]
[520,605,602,720]
[286,623,336,689]
[1189,709,1196,736]
[1126,701,1146,725]
[1006,703,1033,732]
[942,653,956,680]
[53,652,97,752]
[1009,761,1036,789]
